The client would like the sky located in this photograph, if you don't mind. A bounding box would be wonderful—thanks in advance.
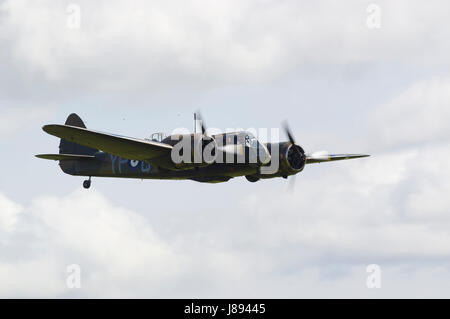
[0,0,450,298]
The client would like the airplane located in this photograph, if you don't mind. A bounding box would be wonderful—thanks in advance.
[36,113,369,189]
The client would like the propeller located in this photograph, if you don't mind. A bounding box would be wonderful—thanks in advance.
[282,120,306,160]
[282,121,304,193]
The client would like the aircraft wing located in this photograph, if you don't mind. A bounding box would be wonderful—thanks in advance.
[306,153,369,164]
[42,124,173,161]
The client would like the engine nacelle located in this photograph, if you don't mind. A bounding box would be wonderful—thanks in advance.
[159,133,217,170]
[263,142,306,177]
[284,143,307,172]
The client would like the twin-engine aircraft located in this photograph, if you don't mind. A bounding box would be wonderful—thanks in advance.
[36,113,369,189]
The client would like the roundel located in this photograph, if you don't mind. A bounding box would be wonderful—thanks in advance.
[130,160,140,168]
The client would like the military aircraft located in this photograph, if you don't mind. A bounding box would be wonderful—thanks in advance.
[36,113,369,189]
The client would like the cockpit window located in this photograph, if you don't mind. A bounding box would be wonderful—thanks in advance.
[219,132,260,148]
[150,132,166,142]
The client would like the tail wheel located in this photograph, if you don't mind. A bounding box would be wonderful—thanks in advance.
[83,178,91,189]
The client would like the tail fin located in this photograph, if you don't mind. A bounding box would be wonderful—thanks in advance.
[59,113,98,156]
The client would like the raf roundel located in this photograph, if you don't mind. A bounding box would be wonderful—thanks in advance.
[130,160,140,168]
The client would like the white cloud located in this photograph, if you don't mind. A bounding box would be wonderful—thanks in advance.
[241,143,450,263]
[1,0,450,91]
[0,189,184,297]
[0,105,54,139]
[0,189,255,297]
[0,257,63,298]
[370,77,450,149]
[2,141,450,297]
[0,192,22,233]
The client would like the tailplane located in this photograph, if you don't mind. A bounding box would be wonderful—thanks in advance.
[36,113,98,175]
[36,154,95,161]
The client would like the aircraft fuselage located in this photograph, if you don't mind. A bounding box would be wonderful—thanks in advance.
[60,151,260,183]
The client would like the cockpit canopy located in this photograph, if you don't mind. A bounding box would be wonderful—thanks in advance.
[213,131,260,148]
[150,132,167,142]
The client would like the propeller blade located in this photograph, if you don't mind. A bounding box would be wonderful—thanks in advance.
[282,121,296,145]
[282,121,305,159]
[288,174,297,193]
[195,111,207,135]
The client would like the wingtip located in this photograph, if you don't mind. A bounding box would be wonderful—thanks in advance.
[352,154,370,159]
[42,124,62,135]
[42,124,52,133]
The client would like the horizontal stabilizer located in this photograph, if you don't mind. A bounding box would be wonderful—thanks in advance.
[306,153,370,164]
[35,154,96,161]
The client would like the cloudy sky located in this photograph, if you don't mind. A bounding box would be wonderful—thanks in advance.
[1,0,450,298]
